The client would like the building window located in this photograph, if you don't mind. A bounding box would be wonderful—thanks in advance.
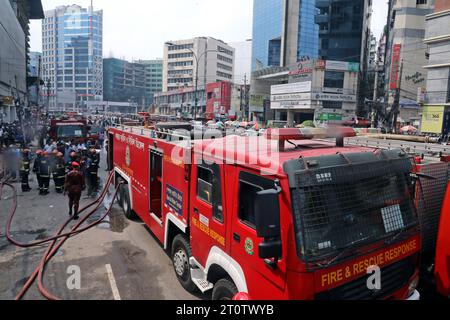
[324,71,345,89]
[322,101,343,109]
[416,0,427,4]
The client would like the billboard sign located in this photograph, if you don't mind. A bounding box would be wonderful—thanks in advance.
[421,105,445,134]
[289,60,314,82]
[271,82,312,95]
[313,92,357,102]
[325,60,360,72]
[390,44,402,90]
[271,100,312,110]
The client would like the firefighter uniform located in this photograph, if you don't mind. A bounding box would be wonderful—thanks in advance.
[37,153,52,195]
[32,151,43,192]
[64,163,84,220]
[19,150,31,192]
[87,149,99,196]
[53,153,66,193]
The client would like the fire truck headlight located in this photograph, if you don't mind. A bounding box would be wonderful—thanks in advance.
[408,276,420,298]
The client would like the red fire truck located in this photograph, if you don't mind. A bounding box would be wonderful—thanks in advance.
[49,117,88,141]
[435,182,450,298]
[108,125,421,300]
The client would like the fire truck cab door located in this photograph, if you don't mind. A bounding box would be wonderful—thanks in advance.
[190,161,228,267]
[230,169,287,294]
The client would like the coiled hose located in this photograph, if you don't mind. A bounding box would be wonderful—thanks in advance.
[1,171,123,300]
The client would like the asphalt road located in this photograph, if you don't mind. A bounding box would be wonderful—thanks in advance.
[0,149,199,300]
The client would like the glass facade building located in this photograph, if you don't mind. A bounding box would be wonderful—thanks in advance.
[251,0,319,70]
[298,0,319,59]
[251,0,284,70]
[42,5,103,111]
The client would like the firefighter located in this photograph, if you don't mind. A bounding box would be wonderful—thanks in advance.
[19,149,32,192]
[66,151,80,171]
[87,148,99,196]
[32,150,43,192]
[53,152,66,193]
[64,162,84,220]
[38,151,52,195]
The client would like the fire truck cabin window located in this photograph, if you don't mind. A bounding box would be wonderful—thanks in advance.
[197,166,213,204]
[238,172,275,229]
[197,164,224,223]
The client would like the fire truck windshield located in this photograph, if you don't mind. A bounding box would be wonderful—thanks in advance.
[57,125,85,138]
[286,151,419,268]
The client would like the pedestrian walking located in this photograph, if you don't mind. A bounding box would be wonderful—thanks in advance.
[64,162,84,220]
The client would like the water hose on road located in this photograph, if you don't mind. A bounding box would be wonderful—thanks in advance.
[5,172,115,248]
[0,171,123,300]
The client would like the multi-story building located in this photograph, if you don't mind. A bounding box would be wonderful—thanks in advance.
[154,86,206,118]
[421,0,450,135]
[315,0,373,114]
[230,40,252,85]
[28,51,43,106]
[1,0,44,123]
[163,37,235,92]
[42,4,103,112]
[103,58,146,106]
[270,59,360,125]
[384,0,435,124]
[136,59,163,106]
[251,0,319,71]
[369,34,377,71]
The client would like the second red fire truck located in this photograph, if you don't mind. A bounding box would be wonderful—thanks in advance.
[108,125,421,300]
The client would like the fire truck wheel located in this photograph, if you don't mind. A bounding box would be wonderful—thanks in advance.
[212,279,238,301]
[121,185,136,219]
[171,234,197,293]
[116,180,124,208]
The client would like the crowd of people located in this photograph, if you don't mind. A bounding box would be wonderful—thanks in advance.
[1,114,107,220]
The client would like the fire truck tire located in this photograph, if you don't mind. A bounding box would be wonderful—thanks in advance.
[121,185,136,219]
[116,179,124,208]
[212,279,238,300]
[171,234,197,293]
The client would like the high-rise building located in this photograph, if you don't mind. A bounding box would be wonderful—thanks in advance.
[384,0,435,123]
[103,58,146,105]
[28,51,43,106]
[162,37,235,92]
[315,0,372,115]
[251,0,319,71]
[42,4,103,112]
[135,59,163,105]
[424,0,450,105]
[1,0,44,123]
[315,0,372,64]
[421,0,450,135]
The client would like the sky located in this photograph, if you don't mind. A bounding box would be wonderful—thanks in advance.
[30,0,389,60]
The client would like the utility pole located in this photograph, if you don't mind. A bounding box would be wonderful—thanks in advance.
[392,59,404,134]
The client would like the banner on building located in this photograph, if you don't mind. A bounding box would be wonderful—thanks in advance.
[271,82,312,95]
[390,44,402,90]
[313,92,357,102]
[421,105,445,134]
[326,60,360,72]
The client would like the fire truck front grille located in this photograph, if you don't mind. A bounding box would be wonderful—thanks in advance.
[289,152,417,268]
[315,256,416,300]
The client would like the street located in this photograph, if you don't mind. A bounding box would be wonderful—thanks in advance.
[0,149,199,300]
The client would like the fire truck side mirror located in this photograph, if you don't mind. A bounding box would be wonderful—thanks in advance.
[254,189,282,260]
